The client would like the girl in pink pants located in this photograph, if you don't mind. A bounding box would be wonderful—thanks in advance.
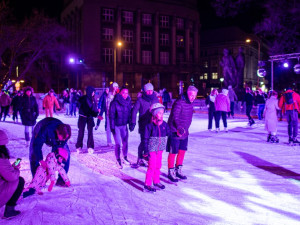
[144,103,170,193]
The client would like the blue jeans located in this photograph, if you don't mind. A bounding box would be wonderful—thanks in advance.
[228,101,235,117]
[64,103,70,115]
[113,125,128,160]
[257,104,265,120]
[25,126,33,141]
[286,110,298,138]
[70,103,77,116]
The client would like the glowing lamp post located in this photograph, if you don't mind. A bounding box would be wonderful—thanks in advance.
[246,38,261,85]
[220,77,224,88]
[114,41,123,82]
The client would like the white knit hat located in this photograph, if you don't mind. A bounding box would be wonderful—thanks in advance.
[0,130,9,145]
[187,85,198,93]
[144,83,154,92]
[222,89,229,95]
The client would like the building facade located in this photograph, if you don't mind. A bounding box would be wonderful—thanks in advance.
[61,0,201,97]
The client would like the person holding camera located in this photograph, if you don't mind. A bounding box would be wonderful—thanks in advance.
[0,130,25,219]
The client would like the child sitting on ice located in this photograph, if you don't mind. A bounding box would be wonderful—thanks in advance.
[143,103,170,193]
[23,148,70,197]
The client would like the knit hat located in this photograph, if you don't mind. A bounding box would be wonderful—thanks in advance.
[187,85,198,93]
[112,82,119,88]
[144,83,154,92]
[57,148,68,161]
[228,85,232,89]
[0,130,9,145]
[150,103,165,116]
[222,89,229,95]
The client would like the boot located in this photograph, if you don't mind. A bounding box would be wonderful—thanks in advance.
[289,136,294,144]
[168,168,179,182]
[154,183,165,190]
[143,185,156,193]
[4,205,21,219]
[272,135,279,143]
[176,165,187,180]
[293,137,300,144]
[267,134,271,142]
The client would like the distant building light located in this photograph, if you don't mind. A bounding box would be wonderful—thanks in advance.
[69,58,75,64]
[283,62,289,68]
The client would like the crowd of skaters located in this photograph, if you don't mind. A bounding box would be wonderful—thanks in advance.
[1,81,300,218]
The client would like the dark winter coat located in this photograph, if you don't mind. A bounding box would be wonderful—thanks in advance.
[11,95,22,111]
[98,91,108,116]
[62,95,70,104]
[144,121,171,153]
[131,92,159,134]
[70,92,78,104]
[109,94,131,130]
[162,90,171,103]
[167,92,194,139]
[29,118,67,162]
[78,86,98,118]
[205,95,216,113]
[242,93,254,106]
[20,95,39,126]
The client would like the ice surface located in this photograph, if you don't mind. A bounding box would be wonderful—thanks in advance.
[1,113,300,225]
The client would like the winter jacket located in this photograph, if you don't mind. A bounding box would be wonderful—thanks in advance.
[131,92,159,134]
[62,95,70,104]
[109,94,132,129]
[98,91,108,116]
[255,94,266,105]
[78,86,98,118]
[70,92,78,104]
[11,95,22,111]
[278,90,300,113]
[205,95,216,113]
[242,93,254,106]
[144,121,170,153]
[27,152,69,192]
[43,95,60,110]
[162,91,171,103]
[0,158,20,208]
[263,96,280,133]
[0,93,11,107]
[167,92,194,140]
[30,118,67,162]
[20,95,39,126]
[228,89,238,102]
[215,94,230,112]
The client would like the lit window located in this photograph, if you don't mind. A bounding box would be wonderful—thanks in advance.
[204,73,208,79]
[102,8,114,22]
[204,61,208,68]
[123,49,133,64]
[176,35,184,47]
[123,30,133,42]
[199,75,204,80]
[123,11,133,24]
[141,32,152,44]
[102,28,114,41]
[142,51,152,64]
[176,18,184,29]
[160,33,169,45]
[142,14,152,25]
[160,52,169,65]
[160,15,169,27]
[212,72,218,79]
[102,48,113,63]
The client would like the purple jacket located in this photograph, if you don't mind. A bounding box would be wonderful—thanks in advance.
[0,159,20,208]
[215,94,230,112]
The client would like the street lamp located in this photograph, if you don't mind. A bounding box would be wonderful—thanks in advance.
[114,41,123,82]
[220,77,224,88]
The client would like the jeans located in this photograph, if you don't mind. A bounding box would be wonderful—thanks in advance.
[208,111,217,129]
[24,126,33,141]
[228,101,235,117]
[257,104,265,120]
[0,106,9,121]
[145,151,163,186]
[246,105,254,123]
[286,110,298,138]
[215,111,227,128]
[106,114,112,145]
[113,125,128,160]
[76,116,95,149]
[64,103,70,115]
[70,103,77,116]
[12,109,19,121]
[6,177,25,206]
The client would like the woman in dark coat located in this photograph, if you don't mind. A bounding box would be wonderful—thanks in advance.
[20,86,39,145]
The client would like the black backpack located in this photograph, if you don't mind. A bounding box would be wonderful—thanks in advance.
[284,92,294,105]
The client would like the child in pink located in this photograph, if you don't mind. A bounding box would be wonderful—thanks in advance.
[144,103,170,192]
[23,148,70,197]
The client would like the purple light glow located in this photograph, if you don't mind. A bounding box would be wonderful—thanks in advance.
[69,58,75,64]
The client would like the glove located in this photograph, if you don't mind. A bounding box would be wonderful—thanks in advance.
[43,107,45,110]
[48,181,55,192]
[65,181,71,187]
[97,115,103,120]
[129,123,136,132]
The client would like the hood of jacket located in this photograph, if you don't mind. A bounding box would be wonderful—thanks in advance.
[116,93,131,106]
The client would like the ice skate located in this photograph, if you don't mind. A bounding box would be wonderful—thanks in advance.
[292,138,300,145]
[87,148,94,154]
[116,159,123,169]
[143,185,156,193]
[123,157,131,165]
[154,183,165,190]
[224,128,228,132]
[76,147,83,154]
[216,128,220,133]
[168,168,179,182]
[176,165,187,180]
[267,134,271,142]
[2,206,21,220]
[270,135,279,143]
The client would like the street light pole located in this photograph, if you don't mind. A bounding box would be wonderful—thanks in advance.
[114,41,122,82]
[246,38,261,86]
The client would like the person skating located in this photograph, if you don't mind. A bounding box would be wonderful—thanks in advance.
[130,83,159,167]
[143,103,170,192]
[30,117,71,186]
[263,91,280,143]
[205,89,218,131]
[95,88,108,130]
[76,86,98,154]
[241,87,255,126]
[167,85,198,182]
[20,86,39,146]
[109,86,132,169]
[43,89,60,118]
[255,88,267,121]
[0,130,25,219]
[227,85,238,118]
[215,89,230,132]
[11,91,22,123]
[278,87,300,144]
[0,90,11,121]
[162,88,171,112]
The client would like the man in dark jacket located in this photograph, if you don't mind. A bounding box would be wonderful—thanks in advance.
[241,87,255,126]
[95,88,109,130]
[130,83,159,167]
[167,85,198,182]
[29,117,71,186]
[76,86,98,154]
[162,88,171,112]
[109,86,132,168]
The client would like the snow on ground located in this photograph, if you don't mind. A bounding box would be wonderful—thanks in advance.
[1,112,300,225]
